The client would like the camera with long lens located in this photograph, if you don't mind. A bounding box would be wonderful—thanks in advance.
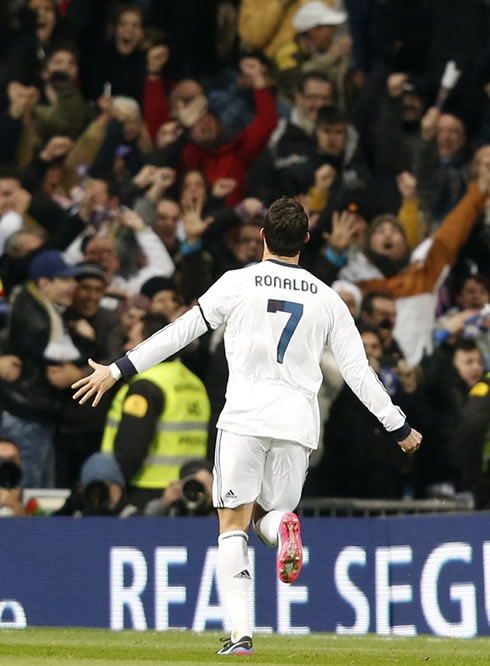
[53,480,115,516]
[82,480,112,516]
[0,459,22,489]
[181,478,208,514]
[165,477,211,516]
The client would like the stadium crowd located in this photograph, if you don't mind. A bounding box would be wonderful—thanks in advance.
[0,0,489,517]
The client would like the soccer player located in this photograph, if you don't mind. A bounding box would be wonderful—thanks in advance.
[72,197,421,655]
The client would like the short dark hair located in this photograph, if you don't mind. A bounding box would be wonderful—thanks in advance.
[0,434,19,450]
[316,106,349,127]
[45,42,79,64]
[298,71,331,94]
[263,197,308,257]
[453,337,480,355]
[179,458,213,479]
[360,291,395,316]
[141,313,169,339]
[0,166,21,182]
[456,273,490,296]
[89,171,120,200]
[115,4,144,25]
[357,323,384,347]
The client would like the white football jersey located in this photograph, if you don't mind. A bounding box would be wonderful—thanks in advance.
[120,258,406,449]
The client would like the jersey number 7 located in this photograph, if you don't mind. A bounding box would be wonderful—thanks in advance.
[267,299,304,364]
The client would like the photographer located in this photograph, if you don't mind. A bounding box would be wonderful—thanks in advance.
[54,452,137,517]
[144,458,214,517]
[0,437,26,517]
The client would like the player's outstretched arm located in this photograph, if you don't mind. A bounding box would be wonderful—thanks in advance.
[398,427,422,454]
[71,358,116,407]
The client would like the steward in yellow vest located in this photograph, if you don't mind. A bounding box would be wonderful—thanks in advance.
[101,314,210,508]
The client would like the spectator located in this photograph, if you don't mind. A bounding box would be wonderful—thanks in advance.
[169,79,205,118]
[206,53,288,136]
[421,338,485,498]
[0,250,83,488]
[1,187,92,296]
[120,293,150,337]
[143,40,171,142]
[34,44,93,142]
[150,197,181,258]
[359,290,404,367]
[99,313,210,509]
[177,58,279,206]
[239,0,340,60]
[140,276,187,322]
[271,72,334,169]
[331,279,362,319]
[84,5,146,103]
[310,197,371,286]
[280,106,372,212]
[372,73,425,211]
[335,162,490,364]
[55,260,125,487]
[83,208,174,308]
[414,107,472,229]
[433,274,490,370]
[65,260,125,365]
[178,205,265,303]
[274,1,351,109]
[179,168,232,217]
[90,97,151,180]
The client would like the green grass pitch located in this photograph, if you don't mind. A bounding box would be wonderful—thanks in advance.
[1,628,490,665]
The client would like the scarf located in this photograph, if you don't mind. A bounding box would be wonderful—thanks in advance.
[27,282,80,363]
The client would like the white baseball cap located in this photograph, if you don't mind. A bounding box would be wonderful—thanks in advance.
[294,1,347,32]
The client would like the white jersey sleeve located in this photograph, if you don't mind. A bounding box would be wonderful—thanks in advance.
[113,306,208,378]
[326,294,406,433]
[197,271,241,329]
[111,272,237,379]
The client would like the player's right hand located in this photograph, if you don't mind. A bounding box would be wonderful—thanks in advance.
[398,428,422,454]
[71,358,116,407]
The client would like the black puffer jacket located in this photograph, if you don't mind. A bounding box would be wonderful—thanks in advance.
[0,286,85,423]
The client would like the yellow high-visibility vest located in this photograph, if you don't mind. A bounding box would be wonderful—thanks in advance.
[101,361,210,488]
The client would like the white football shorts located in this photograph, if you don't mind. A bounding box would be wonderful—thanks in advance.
[212,429,310,512]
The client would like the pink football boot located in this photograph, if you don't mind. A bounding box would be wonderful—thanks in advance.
[277,512,303,583]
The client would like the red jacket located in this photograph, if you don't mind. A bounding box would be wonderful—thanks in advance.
[181,88,278,206]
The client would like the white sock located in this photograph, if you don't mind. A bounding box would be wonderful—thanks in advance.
[254,510,285,547]
[217,530,252,641]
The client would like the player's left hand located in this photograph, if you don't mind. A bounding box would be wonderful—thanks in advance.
[71,358,116,407]
[398,427,422,454]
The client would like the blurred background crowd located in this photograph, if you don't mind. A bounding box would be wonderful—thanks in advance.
[0,0,489,518]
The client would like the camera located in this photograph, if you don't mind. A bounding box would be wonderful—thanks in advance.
[181,478,208,513]
[82,480,113,516]
[0,459,22,490]
[54,480,115,516]
[165,477,212,516]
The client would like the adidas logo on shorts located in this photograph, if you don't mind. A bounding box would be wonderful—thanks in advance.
[224,489,237,499]
[234,569,251,580]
